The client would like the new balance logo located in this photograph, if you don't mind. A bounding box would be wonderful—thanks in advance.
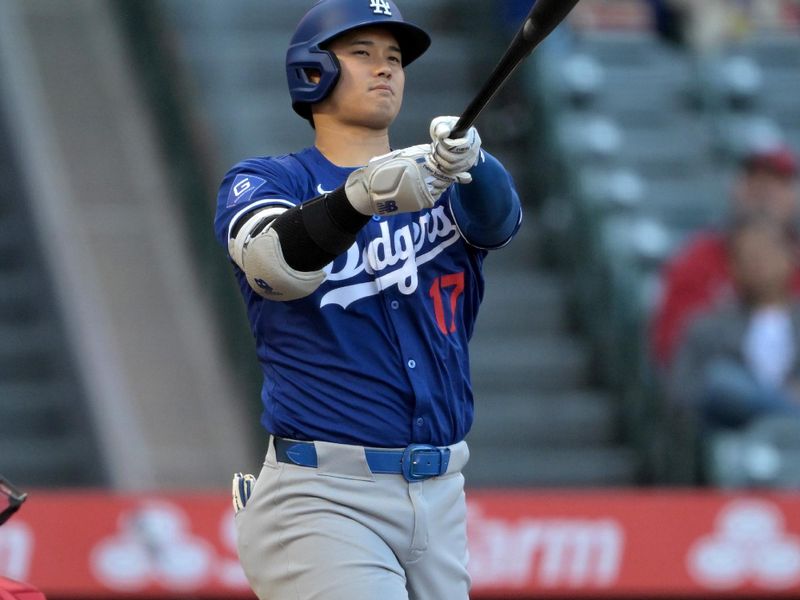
[376,200,398,214]
[370,0,392,16]
[255,278,281,296]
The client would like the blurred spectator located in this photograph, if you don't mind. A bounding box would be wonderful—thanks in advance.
[668,215,800,430]
[648,0,687,46]
[651,143,800,368]
[649,0,786,54]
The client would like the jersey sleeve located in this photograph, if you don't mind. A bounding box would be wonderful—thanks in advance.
[447,150,522,250]
[214,157,303,249]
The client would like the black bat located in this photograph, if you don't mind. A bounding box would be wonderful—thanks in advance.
[451,0,581,139]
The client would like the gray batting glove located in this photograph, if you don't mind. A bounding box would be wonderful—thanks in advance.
[430,116,482,184]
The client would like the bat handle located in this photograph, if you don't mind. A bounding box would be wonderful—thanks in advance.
[451,114,475,141]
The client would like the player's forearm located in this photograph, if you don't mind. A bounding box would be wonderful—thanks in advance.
[229,146,462,301]
[274,140,472,270]
[271,186,370,272]
[244,143,448,273]
[450,152,522,249]
[230,145,465,301]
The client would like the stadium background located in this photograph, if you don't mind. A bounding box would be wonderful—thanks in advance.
[1,0,799,598]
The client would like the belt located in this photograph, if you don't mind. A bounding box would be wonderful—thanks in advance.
[273,437,452,482]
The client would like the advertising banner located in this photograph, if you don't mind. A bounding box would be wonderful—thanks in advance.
[1,490,799,598]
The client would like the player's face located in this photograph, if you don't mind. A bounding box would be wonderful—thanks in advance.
[315,27,405,129]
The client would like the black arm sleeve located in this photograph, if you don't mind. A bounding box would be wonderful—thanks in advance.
[269,185,371,272]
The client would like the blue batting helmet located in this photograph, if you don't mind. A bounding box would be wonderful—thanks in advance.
[286,0,431,121]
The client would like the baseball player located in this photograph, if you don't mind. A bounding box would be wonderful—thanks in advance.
[214,1,522,598]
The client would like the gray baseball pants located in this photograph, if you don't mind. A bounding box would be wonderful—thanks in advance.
[235,436,471,600]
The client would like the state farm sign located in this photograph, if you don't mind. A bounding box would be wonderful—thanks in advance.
[468,504,623,588]
[688,499,800,591]
[0,522,32,582]
[90,500,222,591]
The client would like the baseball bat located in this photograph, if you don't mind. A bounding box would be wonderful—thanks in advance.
[451,0,581,139]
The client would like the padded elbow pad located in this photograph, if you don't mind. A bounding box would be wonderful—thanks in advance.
[229,207,326,301]
[242,226,326,300]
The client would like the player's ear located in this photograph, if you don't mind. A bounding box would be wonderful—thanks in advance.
[304,68,322,85]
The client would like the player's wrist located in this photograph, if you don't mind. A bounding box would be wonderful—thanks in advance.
[324,185,372,232]
[429,116,482,178]
[344,168,375,216]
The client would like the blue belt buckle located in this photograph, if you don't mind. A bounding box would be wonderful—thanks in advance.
[401,444,450,482]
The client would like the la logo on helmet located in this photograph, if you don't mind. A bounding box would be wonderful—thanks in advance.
[370,0,392,16]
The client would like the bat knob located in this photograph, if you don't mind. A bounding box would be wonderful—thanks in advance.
[522,19,537,42]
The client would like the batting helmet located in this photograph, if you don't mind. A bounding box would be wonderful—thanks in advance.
[287,0,431,121]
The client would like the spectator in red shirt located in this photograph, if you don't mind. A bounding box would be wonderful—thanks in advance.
[668,215,800,430]
[651,143,799,369]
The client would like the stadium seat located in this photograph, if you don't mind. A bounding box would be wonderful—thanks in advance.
[707,416,800,489]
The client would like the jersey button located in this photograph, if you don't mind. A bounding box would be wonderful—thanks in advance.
[372,215,382,222]
[407,359,416,369]
[416,418,424,427]
[390,300,400,310]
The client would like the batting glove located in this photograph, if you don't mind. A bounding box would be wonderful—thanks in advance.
[430,116,482,184]
[345,144,458,216]
[232,472,256,514]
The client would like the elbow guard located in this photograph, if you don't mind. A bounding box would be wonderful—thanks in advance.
[229,208,326,301]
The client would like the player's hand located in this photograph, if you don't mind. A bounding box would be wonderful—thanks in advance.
[430,116,482,184]
[345,144,457,216]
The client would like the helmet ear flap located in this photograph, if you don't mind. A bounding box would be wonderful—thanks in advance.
[295,49,340,89]
[322,50,342,91]
[290,49,341,124]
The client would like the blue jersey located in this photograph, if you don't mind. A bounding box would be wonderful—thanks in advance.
[215,146,519,447]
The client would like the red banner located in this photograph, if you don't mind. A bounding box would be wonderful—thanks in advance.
[1,490,800,598]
